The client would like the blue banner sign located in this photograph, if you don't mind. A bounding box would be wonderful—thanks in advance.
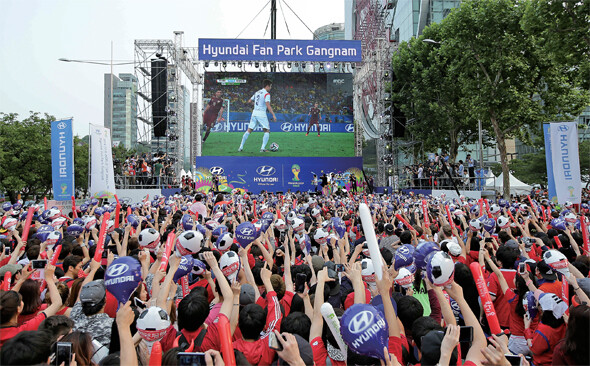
[194,156,363,194]
[543,123,557,202]
[198,39,362,62]
[51,119,75,200]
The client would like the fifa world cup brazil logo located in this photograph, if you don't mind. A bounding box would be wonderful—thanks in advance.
[568,186,575,197]
[291,164,301,181]
[61,183,68,194]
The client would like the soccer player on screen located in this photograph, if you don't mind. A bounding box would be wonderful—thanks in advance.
[202,90,225,143]
[238,79,277,152]
[306,103,330,136]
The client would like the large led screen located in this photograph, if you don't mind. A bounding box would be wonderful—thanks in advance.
[201,72,354,157]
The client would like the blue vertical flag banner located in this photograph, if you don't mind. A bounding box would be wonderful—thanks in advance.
[543,123,557,202]
[51,119,75,201]
[549,122,581,204]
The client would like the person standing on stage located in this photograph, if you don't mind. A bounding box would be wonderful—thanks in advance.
[239,79,277,153]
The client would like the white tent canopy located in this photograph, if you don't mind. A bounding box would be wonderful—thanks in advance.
[486,172,532,196]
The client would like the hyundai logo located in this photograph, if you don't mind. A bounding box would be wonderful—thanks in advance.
[57,121,67,129]
[281,122,293,132]
[256,166,276,176]
[239,227,254,236]
[348,310,374,334]
[345,124,354,133]
[211,123,224,132]
[210,166,224,175]
[107,263,130,277]
[558,125,569,132]
[398,245,410,255]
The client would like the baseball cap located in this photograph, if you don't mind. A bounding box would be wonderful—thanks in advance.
[536,260,557,281]
[505,239,519,250]
[311,255,324,274]
[440,239,462,257]
[240,283,256,306]
[384,223,394,235]
[274,334,313,366]
[0,264,23,278]
[420,329,458,366]
[79,280,107,306]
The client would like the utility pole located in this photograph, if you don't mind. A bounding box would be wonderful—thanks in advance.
[270,0,277,72]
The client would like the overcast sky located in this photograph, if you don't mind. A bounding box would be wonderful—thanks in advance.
[0,0,345,136]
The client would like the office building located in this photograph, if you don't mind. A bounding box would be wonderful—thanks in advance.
[104,73,138,149]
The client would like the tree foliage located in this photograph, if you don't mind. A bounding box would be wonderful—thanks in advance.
[391,0,589,198]
[0,112,53,202]
[391,23,481,162]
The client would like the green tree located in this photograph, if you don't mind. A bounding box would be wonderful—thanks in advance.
[440,0,588,198]
[74,136,89,196]
[391,23,481,162]
[522,0,590,90]
[0,112,53,202]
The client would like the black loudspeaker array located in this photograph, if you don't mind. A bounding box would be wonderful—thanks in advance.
[151,59,168,137]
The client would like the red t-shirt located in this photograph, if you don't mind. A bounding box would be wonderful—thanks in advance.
[505,288,538,336]
[539,280,562,299]
[531,322,566,366]
[17,303,48,325]
[310,337,346,366]
[0,311,47,348]
[487,269,516,327]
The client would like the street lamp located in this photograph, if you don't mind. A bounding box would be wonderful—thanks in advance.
[422,39,441,46]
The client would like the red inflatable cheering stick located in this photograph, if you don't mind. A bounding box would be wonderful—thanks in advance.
[580,215,589,255]
[71,196,78,218]
[470,262,502,335]
[21,206,36,244]
[93,212,111,262]
[148,341,162,366]
[40,245,62,292]
[2,272,12,291]
[159,231,176,272]
[217,315,236,366]
[421,200,430,226]
[395,213,415,232]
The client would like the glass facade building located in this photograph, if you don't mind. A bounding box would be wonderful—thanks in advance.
[104,73,138,149]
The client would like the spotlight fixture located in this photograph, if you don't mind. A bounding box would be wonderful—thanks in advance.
[287,62,292,68]
[255,62,260,68]
[214,61,219,67]
[351,63,355,69]
[294,62,299,67]
[222,61,227,68]
[302,62,306,69]
[319,62,324,69]
[263,61,267,68]
[238,62,242,67]
[204,61,209,67]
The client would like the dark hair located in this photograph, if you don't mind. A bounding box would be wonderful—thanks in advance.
[0,290,22,323]
[397,296,424,337]
[514,273,535,318]
[347,347,379,365]
[0,330,53,365]
[541,310,565,328]
[177,291,210,332]
[562,305,590,365]
[281,311,311,341]
[239,304,266,340]
[263,79,272,88]
[99,352,120,365]
[59,331,95,366]
[81,296,106,316]
[411,316,443,350]
[453,263,480,316]
[26,244,40,262]
[63,254,83,274]
[420,329,458,366]
[58,242,73,260]
[496,245,518,269]
[162,346,182,365]
[39,315,75,340]
[65,278,85,307]
[399,231,412,244]
[19,279,42,315]
[55,281,70,306]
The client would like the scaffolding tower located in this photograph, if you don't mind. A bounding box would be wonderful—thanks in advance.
[353,0,398,187]
[134,32,203,175]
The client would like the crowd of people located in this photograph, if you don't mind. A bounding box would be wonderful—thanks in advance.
[0,189,589,366]
[114,153,178,189]
[403,153,480,190]
[204,73,353,118]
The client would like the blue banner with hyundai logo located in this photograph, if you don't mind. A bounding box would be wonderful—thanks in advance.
[194,156,363,194]
[199,39,362,62]
[51,119,75,200]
